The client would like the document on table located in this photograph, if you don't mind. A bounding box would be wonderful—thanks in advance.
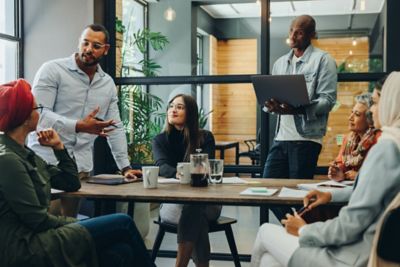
[297,180,352,192]
[222,177,248,184]
[240,187,278,196]
[278,187,308,198]
[158,177,180,184]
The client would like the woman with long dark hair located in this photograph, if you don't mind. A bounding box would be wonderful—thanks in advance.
[152,94,222,267]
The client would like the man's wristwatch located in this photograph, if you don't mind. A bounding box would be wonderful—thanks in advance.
[121,166,132,175]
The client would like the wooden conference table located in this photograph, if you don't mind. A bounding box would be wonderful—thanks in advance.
[55,178,343,224]
[54,178,344,263]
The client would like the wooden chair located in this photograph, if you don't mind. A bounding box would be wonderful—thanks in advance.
[151,216,241,267]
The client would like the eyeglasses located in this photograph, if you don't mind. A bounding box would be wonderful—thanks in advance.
[33,104,44,114]
[80,40,107,50]
[168,103,185,111]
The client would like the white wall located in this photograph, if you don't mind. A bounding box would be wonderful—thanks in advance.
[24,0,94,82]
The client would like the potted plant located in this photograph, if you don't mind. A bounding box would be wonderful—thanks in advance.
[116,17,169,164]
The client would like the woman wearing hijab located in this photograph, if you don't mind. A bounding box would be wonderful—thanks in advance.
[152,94,221,267]
[0,79,154,267]
[250,72,400,267]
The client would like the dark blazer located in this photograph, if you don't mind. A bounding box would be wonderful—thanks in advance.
[152,128,215,178]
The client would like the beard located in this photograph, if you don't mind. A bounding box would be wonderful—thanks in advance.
[80,53,102,67]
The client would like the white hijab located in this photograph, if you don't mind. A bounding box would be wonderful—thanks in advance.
[379,71,400,149]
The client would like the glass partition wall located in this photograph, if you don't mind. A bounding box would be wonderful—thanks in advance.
[106,0,392,176]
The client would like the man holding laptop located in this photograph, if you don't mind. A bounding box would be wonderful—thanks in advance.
[262,15,337,215]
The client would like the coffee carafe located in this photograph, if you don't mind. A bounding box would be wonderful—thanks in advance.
[190,149,209,187]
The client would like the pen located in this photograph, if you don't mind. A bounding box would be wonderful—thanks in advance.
[94,117,118,128]
[318,184,344,188]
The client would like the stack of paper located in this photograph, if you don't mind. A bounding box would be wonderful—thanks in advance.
[240,187,278,196]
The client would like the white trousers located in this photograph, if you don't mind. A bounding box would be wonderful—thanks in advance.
[251,223,299,267]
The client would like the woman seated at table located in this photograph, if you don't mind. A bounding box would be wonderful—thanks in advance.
[328,93,381,181]
[152,94,222,267]
[0,79,154,267]
[250,72,400,267]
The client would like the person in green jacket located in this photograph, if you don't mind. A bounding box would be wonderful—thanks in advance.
[0,79,155,267]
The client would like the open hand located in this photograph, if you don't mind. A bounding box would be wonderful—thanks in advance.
[75,107,116,137]
[281,212,306,236]
[37,128,64,150]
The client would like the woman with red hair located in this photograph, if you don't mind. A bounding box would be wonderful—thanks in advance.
[0,79,154,267]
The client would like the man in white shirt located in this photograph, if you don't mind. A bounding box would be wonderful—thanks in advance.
[28,24,140,217]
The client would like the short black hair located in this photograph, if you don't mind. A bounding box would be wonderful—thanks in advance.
[85,24,109,43]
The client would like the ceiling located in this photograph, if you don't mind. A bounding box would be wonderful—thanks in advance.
[200,0,385,38]
[200,0,385,18]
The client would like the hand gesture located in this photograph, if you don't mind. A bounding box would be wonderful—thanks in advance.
[75,107,116,137]
[281,212,307,236]
[265,99,295,114]
[124,169,143,181]
[328,161,345,181]
[37,128,64,150]
[303,190,332,210]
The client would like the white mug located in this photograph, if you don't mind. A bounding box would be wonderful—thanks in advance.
[177,162,191,184]
[143,166,159,189]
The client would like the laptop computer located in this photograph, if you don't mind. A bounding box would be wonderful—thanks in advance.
[251,74,310,108]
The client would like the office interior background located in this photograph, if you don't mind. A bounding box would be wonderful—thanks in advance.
[1,0,399,266]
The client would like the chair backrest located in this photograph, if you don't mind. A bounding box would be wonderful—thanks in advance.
[377,206,400,263]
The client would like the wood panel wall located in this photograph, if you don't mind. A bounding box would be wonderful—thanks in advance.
[312,37,370,166]
[210,38,258,164]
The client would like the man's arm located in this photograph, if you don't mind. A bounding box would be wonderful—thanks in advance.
[32,62,78,134]
[33,62,114,136]
[103,85,131,172]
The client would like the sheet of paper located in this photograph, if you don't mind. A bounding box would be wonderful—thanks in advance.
[222,177,248,184]
[278,187,308,198]
[158,178,180,184]
[240,187,278,196]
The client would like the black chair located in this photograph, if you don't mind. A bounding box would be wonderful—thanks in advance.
[151,216,241,267]
[238,139,260,165]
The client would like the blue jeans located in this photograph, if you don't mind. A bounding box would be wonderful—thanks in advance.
[262,140,321,179]
[262,141,321,221]
[77,213,155,267]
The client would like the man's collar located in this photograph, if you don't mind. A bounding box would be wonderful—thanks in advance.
[286,44,314,63]
[66,53,106,77]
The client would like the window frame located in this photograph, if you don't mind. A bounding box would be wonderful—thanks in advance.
[0,0,23,80]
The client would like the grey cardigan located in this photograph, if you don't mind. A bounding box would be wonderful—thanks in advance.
[289,139,400,267]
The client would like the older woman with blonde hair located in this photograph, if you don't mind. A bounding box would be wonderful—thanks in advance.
[250,72,400,267]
